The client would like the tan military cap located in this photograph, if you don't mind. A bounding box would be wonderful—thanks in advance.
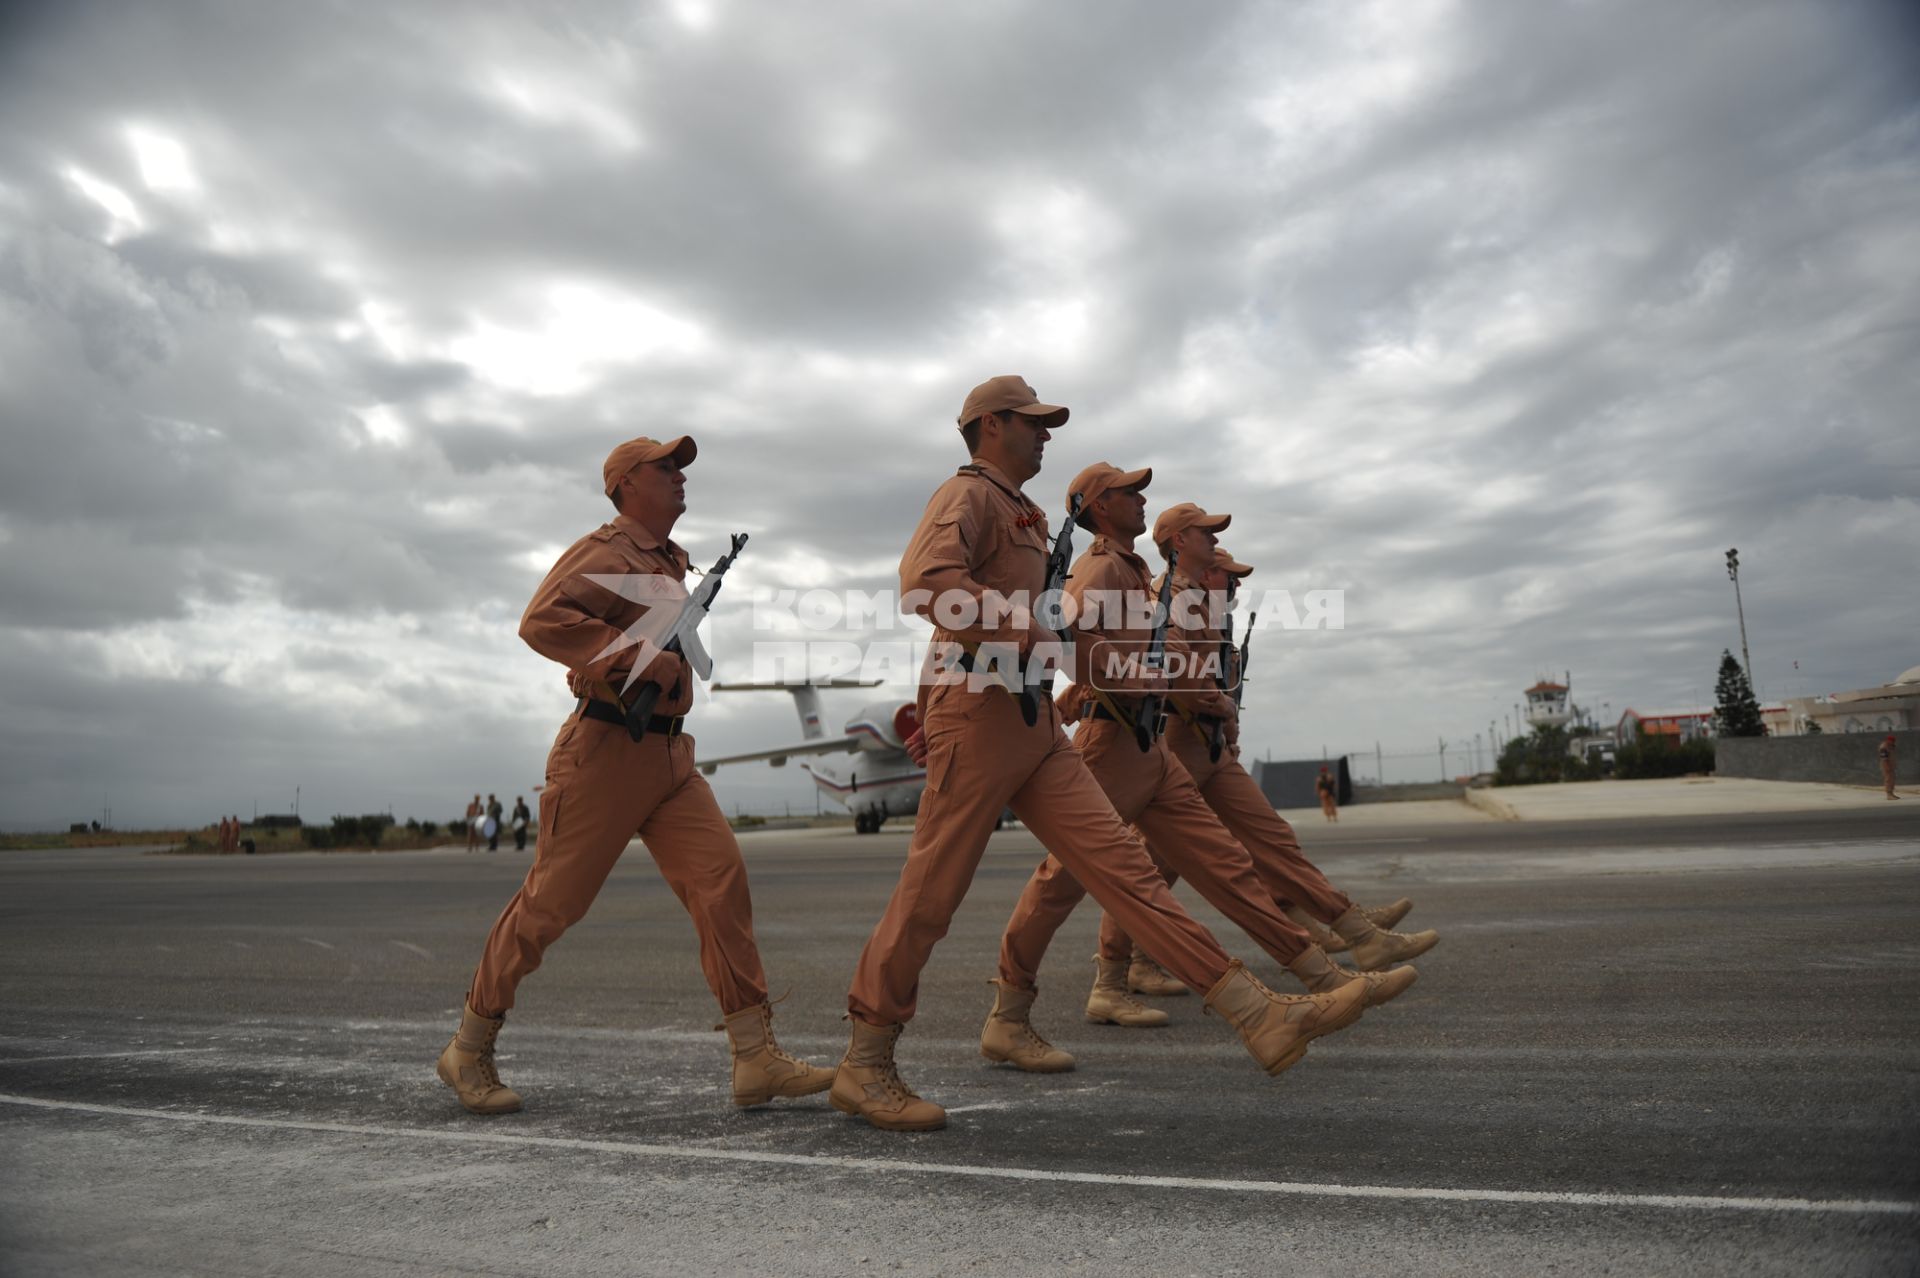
[1214,547,1255,578]
[1151,501,1231,545]
[956,375,1069,429]
[602,435,697,495]
[1065,461,1152,515]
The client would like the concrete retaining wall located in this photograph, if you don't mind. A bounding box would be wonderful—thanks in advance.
[1715,729,1919,786]
[1253,758,1351,808]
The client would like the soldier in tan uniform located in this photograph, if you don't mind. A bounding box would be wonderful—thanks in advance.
[834,378,1369,1133]
[988,464,1416,1064]
[437,435,834,1117]
[1103,510,1438,990]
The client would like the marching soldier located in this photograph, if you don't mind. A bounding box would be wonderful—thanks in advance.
[1881,734,1900,799]
[437,435,834,1117]
[989,464,1416,1061]
[1103,514,1439,989]
[835,377,1369,1133]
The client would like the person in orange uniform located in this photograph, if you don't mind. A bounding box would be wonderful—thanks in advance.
[988,464,1415,1060]
[835,377,1369,1133]
[1102,509,1439,985]
[436,435,834,1117]
[1881,734,1900,799]
[1316,766,1339,822]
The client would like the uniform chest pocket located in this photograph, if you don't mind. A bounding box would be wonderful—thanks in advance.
[1006,517,1049,562]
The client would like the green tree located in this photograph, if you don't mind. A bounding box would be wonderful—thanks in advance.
[1495,724,1583,785]
[1713,649,1766,738]
[1615,726,1717,778]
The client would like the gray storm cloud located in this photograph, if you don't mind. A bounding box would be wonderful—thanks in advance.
[1,0,1915,827]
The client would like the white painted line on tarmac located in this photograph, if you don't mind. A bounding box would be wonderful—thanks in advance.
[299,938,334,950]
[0,1048,218,1065]
[1,1092,1911,1217]
[390,941,433,959]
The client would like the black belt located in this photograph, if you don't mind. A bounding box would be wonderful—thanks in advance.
[1089,701,1167,730]
[954,645,1041,726]
[577,698,685,737]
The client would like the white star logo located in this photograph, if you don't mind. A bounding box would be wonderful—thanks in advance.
[582,574,714,693]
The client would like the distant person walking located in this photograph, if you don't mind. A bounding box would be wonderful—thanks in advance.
[1881,735,1900,800]
[486,793,504,851]
[217,816,232,854]
[1316,767,1339,822]
[511,796,531,851]
[465,794,483,852]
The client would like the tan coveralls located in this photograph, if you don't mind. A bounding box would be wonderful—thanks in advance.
[465,514,768,1019]
[846,463,1240,1025]
[995,537,1315,989]
[1096,567,1353,961]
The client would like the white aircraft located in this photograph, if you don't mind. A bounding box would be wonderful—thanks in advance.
[695,679,926,833]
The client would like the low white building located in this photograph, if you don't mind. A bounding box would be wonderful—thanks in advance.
[1783,665,1920,735]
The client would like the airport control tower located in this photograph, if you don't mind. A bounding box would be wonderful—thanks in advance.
[1524,675,1573,729]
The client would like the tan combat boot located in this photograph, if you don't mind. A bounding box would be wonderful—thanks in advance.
[1284,906,1351,955]
[830,1019,947,1132]
[1286,945,1419,1008]
[719,1002,836,1107]
[1085,956,1172,1028]
[1332,905,1440,971]
[1126,948,1190,996]
[1363,898,1414,930]
[436,1003,523,1115]
[980,980,1077,1072]
[1204,960,1368,1076]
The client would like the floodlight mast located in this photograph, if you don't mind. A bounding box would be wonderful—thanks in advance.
[1725,548,1753,695]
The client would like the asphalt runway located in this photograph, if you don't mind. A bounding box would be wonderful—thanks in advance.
[2,806,1917,1276]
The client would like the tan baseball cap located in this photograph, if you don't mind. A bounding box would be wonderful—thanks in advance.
[1214,547,1255,578]
[956,375,1069,429]
[602,435,697,495]
[1065,462,1151,515]
[1152,501,1231,546]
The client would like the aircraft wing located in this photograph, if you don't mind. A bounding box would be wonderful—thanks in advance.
[696,735,865,771]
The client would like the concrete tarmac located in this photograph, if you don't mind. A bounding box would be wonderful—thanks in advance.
[2,806,1917,1275]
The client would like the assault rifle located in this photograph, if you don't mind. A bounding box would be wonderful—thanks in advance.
[614,533,748,742]
[961,493,1081,726]
[1230,609,1255,710]
[1018,491,1085,725]
[1132,547,1177,751]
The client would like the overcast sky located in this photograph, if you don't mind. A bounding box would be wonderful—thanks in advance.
[2,0,1915,829]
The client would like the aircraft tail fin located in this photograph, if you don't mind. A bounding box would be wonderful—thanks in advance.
[711,679,881,742]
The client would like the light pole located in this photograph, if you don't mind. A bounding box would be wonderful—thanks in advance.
[1725,548,1753,692]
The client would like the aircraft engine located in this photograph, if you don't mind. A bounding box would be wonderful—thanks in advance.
[843,701,918,753]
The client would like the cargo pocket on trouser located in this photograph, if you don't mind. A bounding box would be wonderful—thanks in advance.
[923,736,958,797]
[536,786,563,848]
